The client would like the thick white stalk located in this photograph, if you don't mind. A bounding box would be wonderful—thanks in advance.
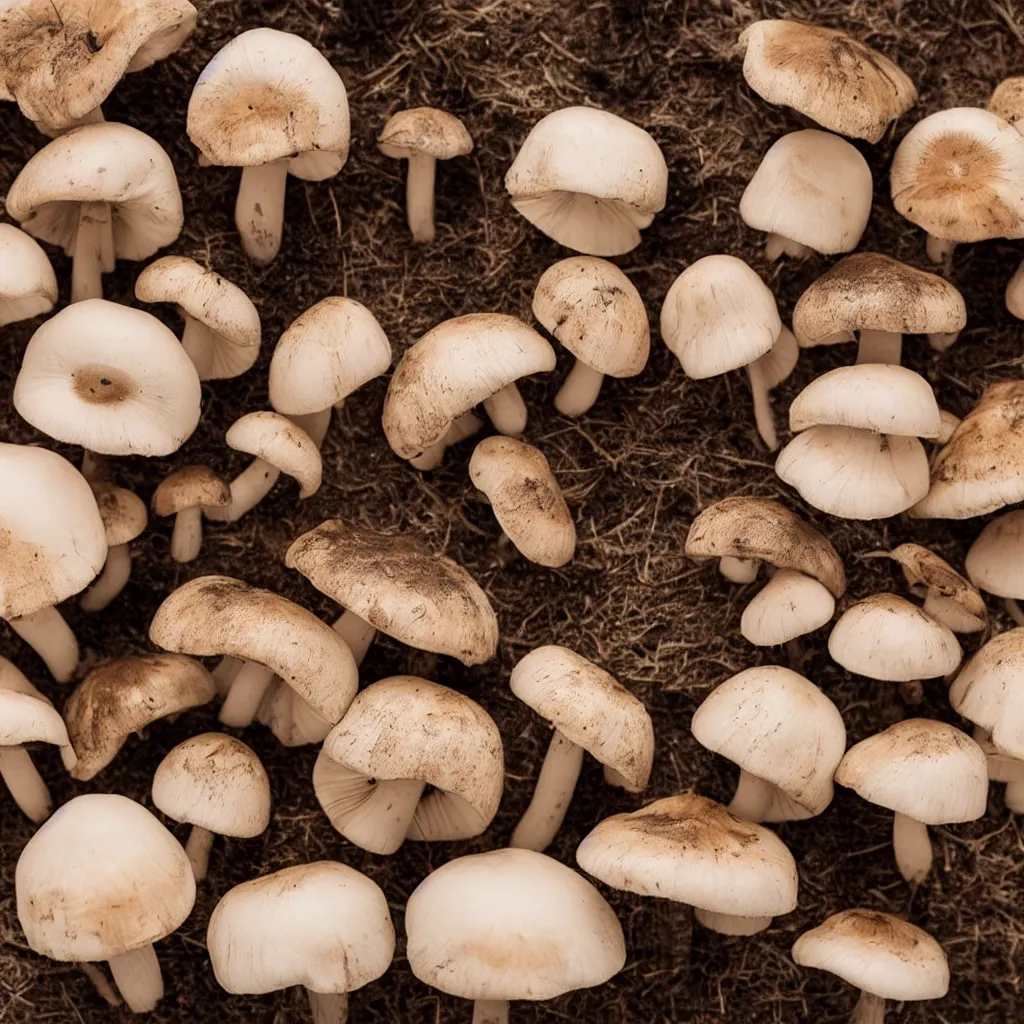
[171,506,204,563]
[719,556,759,584]
[340,777,426,854]
[728,769,775,823]
[409,411,484,470]
[180,315,224,380]
[483,383,528,435]
[8,606,79,683]
[79,963,122,1006]
[235,159,289,265]
[856,330,902,365]
[219,660,276,727]
[852,990,886,1024]
[203,459,281,523]
[509,729,585,852]
[765,233,811,260]
[693,907,771,935]
[0,746,52,822]
[926,234,956,264]
[406,152,438,243]
[185,825,215,881]
[211,656,243,696]
[555,360,604,417]
[308,989,349,1024]
[892,812,932,883]
[746,357,777,450]
[472,1000,509,1024]
[71,201,112,303]
[1006,780,1024,813]
[80,544,131,612]
[107,944,163,1013]
[290,408,332,449]
[332,610,376,666]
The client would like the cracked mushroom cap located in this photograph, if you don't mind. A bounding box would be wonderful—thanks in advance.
[315,676,504,842]
[285,520,499,666]
[14,299,202,457]
[891,108,1024,243]
[469,437,576,567]
[135,256,261,381]
[684,496,846,597]
[532,257,649,378]
[692,666,845,819]
[966,510,1024,599]
[378,106,473,160]
[269,297,392,416]
[63,653,216,781]
[0,688,76,772]
[225,412,322,499]
[0,224,57,327]
[406,847,625,1002]
[0,442,107,619]
[152,733,270,838]
[660,255,780,379]
[835,719,987,825]
[793,910,949,1002]
[792,253,966,349]
[149,575,358,725]
[576,793,798,917]
[382,313,555,461]
[91,482,147,547]
[16,793,195,962]
[740,570,837,646]
[887,542,986,633]
[208,861,394,996]
[152,465,231,517]
[739,21,916,143]
[510,645,653,792]
[989,77,1024,127]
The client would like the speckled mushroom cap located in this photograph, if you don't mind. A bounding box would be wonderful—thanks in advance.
[510,645,653,792]
[224,412,322,499]
[285,520,499,666]
[0,224,57,327]
[378,107,473,160]
[0,689,76,772]
[152,465,231,516]
[684,496,846,597]
[739,21,916,143]
[989,77,1024,126]
[966,511,1024,599]
[887,543,987,631]
[91,483,147,547]
[576,793,798,917]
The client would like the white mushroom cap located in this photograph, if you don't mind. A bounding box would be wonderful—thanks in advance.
[835,719,987,825]
[886,543,987,633]
[269,297,392,415]
[225,412,322,499]
[378,107,473,160]
[91,483,148,546]
[792,910,949,1001]
[0,689,75,771]
[966,511,1024,598]
[406,847,625,1001]
[740,570,836,646]
[0,443,107,619]
[16,793,195,961]
[660,255,780,378]
[14,300,202,457]
[152,465,231,516]
[135,256,261,380]
[989,77,1024,127]
[504,106,668,256]
[740,130,873,254]
[0,224,57,326]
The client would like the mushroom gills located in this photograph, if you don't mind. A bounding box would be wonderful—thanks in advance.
[892,811,932,883]
[509,728,585,852]
[764,233,812,261]
[512,190,651,256]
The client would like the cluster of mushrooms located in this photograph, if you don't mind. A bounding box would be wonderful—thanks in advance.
[2,7,1024,1024]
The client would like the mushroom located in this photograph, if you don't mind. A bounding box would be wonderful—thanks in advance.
[152,466,231,563]
[792,910,949,1024]
[285,519,499,666]
[313,676,503,854]
[971,725,1024,814]
[740,130,873,260]
[14,299,202,456]
[508,645,654,852]
[6,122,183,301]
[835,719,987,883]
[792,252,966,364]
[966,510,1024,624]
[378,107,473,242]
[382,313,555,463]
[406,847,625,1024]
[135,255,261,380]
[691,666,846,822]
[187,28,350,265]
[208,861,394,1024]
[152,733,270,881]
[63,653,216,780]
[989,76,1024,127]
[0,223,57,325]
[16,793,196,1012]
[505,105,668,256]
[203,411,322,524]
[469,437,576,567]
[532,256,649,416]
[576,792,798,935]
[660,254,785,449]
[891,108,1024,262]
[937,409,961,444]
[739,570,837,647]
[739,20,916,142]
[79,483,147,612]
[0,442,107,682]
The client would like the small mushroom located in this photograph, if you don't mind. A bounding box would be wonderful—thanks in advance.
[881,542,986,633]
[966,510,1024,624]
[378,107,473,243]
[79,483,147,612]
[509,645,654,852]
[989,76,1024,127]
[152,466,231,563]
[0,223,57,325]
[313,676,503,854]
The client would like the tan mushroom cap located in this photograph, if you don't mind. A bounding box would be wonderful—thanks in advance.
[685,496,846,597]
[0,224,57,326]
[149,575,358,724]
[966,510,1024,598]
[63,654,215,780]
[792,910,949,1002]
[152,465,231,516]
[792,253,965,348]
[740,569,836,647]
[739,21,916,143]
[887,543,987,631]
[0,657,49,700]
[989,77,1024,127]
[469,437,576,567]
[510,645,653,791]
[285,520,499,666]
[91,483,147,546]
[0,689,76,772]
[576,793,798,917]
[378,107,473,160]
[225,412,322,499]
[382,313,555,460]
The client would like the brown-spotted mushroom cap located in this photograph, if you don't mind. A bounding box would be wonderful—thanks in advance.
[314,676,503,854]
[885,542,986,633]
[0,223,57,326]
[152,465,231,563]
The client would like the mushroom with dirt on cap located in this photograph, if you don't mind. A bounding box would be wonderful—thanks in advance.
[0,224,57,326]
[79,483,147,612]
[152,466,231,563]
[966,510,1024,624]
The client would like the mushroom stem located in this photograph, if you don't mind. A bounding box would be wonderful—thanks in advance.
[180,315,225,379]
[80,450,110,483]
[204,458,282,523]
[728,769,775,823]
[603,763,638,791]
[289,408,332,449]
[472,1000,509,1024]
[338,777,427,854]
[925,234,956,264]
[211,655,244,696]
[555,360,605,417]
[107,944,164,1013]
[71,201,113,303]
[892,812,932,883]
[8,605,79,683]
[79,543,131,612]
[898,680,924,705]
[219,660,277,728]
[406,151,438,244]
[692,907,772,935]
[0,746,52,822]
[170,506,204,562]
[1005,780,1024,813]
[1004,597,1024,627]
[764,233,812,261]
[852,990,886,1024]
[718,556,759,584]
[235,158,289,265]
[185,825,215,881]
[308,989,349,1024]
[746,357,778,450]
[509,729,585,852]
[482,383,528,436]
[856,329,902,365]
[927,330,960,353]
[409,411,485,470]
[332,610,376,666]
[79,962,122,1006]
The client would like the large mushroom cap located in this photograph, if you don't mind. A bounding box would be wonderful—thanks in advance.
[887,542,986,632]
[406,847,625,1001]
[0,224,57,326]
[286,520,499,666]
[382,313,555,460]
[224,412,322,499]
[378,107,473,160]
[739,20,916,143]
[966,511,1024,598]
[16,793,195,961]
